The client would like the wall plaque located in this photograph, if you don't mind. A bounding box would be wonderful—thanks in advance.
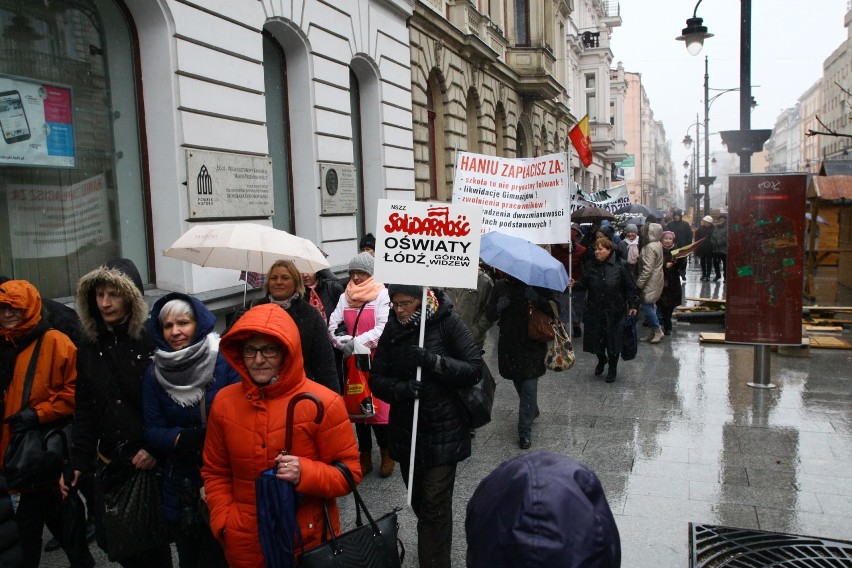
[320,163,357,215]
[186,149,273,219]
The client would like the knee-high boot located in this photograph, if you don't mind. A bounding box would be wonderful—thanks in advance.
[606,354,619,383]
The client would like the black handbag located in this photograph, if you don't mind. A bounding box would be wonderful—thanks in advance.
[100,464,170,562]
[621,314,638,361]
[457,362,496,429]
[298,462,404,568]
[3,334,71,491]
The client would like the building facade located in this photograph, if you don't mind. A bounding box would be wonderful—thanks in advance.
[0,0,414,298]
[821,6,852,160]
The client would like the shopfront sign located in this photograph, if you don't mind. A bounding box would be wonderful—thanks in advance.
[186,149,273,219]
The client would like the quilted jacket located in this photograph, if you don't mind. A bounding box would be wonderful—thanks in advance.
[202,303,360,568]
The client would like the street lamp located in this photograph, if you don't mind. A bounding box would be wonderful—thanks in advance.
[683,117,709,224]
[675,0,714,56]
[677,0,773,387]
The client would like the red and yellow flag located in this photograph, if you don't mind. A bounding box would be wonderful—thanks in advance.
[568,115,593,167]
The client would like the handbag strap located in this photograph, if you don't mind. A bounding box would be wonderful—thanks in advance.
[19,333,46,412]
[351,303,367,336]
[547,300,560,321]
[199,395,207,425]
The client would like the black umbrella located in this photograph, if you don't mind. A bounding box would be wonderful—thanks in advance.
[256,392,325,568]
[572,206,615,222]
[47,428,93,568]
[614,203,663,217]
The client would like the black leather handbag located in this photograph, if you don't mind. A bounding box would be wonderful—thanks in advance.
[457,362,496,429]
[299,462,404,568]
[4,334,71,491]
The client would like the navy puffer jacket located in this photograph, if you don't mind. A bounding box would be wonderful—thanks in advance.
[143,292,240,523]
[466,451,621,567]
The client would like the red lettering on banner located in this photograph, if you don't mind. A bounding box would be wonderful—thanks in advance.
[384,207,471,237]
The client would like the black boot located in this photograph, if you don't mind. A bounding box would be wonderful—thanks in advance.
[572,324,582,338]
[594,355,607,376]
[606,356,618,383]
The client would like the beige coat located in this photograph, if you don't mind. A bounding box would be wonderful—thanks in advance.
[635,223,664,304]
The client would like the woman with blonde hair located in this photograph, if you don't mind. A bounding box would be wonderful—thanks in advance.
[234,260,338,393]
[328,252,393,477]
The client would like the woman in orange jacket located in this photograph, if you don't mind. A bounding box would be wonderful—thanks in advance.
[202,303,360,568]
[0,280,93,568]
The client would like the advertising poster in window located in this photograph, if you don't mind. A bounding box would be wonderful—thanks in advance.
[451,151,569,244]
[726,173,807,345]
[0,75,75,168]
[6,174,111,258]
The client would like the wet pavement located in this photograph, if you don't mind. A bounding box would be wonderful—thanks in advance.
[43,264,852,567]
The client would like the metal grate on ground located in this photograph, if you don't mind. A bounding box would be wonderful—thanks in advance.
[690,523,852,567]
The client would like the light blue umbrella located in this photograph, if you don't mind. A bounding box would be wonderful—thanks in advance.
[479,231,569,291]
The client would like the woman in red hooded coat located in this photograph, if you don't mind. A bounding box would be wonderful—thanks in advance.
[202,303,360,568]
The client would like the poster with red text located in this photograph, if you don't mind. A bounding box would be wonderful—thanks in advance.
[452,151,569,243]
[373,199,482,290]
[726,173,806,345]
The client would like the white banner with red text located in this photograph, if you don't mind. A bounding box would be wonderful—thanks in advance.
[373,199,482,290]
[451,151,570,244]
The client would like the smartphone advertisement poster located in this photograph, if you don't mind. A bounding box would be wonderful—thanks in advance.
[451,151,569,244]
[373,199,482,290]
[0,75,75,168]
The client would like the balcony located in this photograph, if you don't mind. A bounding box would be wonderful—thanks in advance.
[589,121,614,152]
[505,46,562,99]
[446,0,501,61]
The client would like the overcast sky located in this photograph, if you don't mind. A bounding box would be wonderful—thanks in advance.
[609,0,849,183]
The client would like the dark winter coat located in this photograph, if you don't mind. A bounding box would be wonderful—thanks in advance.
[143,292,240,523]
[369,291,481,469]
[0,474,21,566]
[657,248,683,311]
[252,296,339,393]
[694,225,715,257]
[712,221,729,255]
[465,451,621,567]
[666,218,693,248]
[494,279,554,381]
[305,269,344,324]
[73,258,157,473]
[578,252,639,357]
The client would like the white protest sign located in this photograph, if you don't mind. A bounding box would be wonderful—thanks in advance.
[373,199,482,290]
[451,151,569,243]
[570,183,631,213]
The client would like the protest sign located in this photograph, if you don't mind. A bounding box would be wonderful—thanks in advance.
[570,183,630,213]
[451,151,569,243]
[373,199,482,290]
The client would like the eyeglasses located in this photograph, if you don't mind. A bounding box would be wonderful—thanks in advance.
[242,344,283,359]
[390,300,416,310]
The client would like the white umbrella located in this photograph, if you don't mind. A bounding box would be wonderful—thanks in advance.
[164,223,330,302]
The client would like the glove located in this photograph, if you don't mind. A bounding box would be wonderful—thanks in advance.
[5,408,38,434]
[340,340,355,358]
[393,379,423,401]
[175,427,207,465]
[406,346,439,370]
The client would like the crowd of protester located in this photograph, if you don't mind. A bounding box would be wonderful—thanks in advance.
[0,210,725,567]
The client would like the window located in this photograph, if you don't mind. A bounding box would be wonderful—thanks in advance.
[495,103,505,156]
[0,0,149,298]
[263,31,295,232]
[514,0,529,47]
[466,90,479,153]
[426,74,446,200]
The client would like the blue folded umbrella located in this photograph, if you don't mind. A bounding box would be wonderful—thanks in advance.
[255,468,299,568]
[480,231,569,291]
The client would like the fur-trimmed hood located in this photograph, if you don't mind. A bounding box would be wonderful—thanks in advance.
[76,258,148,341]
